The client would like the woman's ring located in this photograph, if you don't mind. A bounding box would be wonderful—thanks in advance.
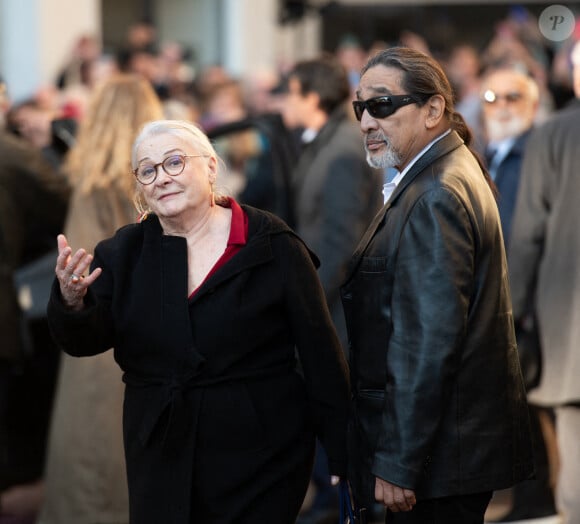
[71,273,81,284]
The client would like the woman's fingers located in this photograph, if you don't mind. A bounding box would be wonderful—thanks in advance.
[83,267,102,286]
[73,252,93,279]
[59,248,90,281]
[57,234,68,254]
[56,235,72,273]
[54,235,103,310]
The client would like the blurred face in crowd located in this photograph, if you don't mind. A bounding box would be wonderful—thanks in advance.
[281,76,315,129]
[481,69,539,142]
[9,104,54,149]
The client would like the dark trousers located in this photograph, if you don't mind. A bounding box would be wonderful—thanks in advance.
[385,491,492,524]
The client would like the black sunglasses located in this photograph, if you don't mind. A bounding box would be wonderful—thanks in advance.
[352,94,423,121]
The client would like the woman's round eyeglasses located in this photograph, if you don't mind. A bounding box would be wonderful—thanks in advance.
[133,154,206,185]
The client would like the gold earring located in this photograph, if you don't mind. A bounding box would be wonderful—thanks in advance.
[210,188,215,207]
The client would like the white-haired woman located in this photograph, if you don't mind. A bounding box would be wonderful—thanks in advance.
[47,119,349,524]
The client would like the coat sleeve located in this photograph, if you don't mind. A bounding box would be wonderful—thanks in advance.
[507,126,550,319]
[279,233,350,476]
[46,241,115,357]
[372,187,474,488]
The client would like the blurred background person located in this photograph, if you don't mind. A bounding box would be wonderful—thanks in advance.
[6,95,79,172]
[55,34,102,92]
[281,54,383,524]
[155,40,195,101]
[6,99,57,162]
[442,43,486,154]
[37,74,164,524]
[480,65,557,522]
[54,34,119,125]
[508,39,580,524]
[0,76,69,524]
[202,75,299,226]
[335,34,367,101]
[199,78,262,200]
[480,7,555,121]
[481,66,540,245]
[116,20,158,74]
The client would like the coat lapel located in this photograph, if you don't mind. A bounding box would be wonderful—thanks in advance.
[189,206,291,303]
[190,235,274,302]
[344,131,464,282]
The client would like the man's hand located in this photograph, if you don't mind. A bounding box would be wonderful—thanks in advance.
[375,477,416,512]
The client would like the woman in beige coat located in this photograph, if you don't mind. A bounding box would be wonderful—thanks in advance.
[38,74,163,524]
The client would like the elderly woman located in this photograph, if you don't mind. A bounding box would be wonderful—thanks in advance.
[47,119,349,524]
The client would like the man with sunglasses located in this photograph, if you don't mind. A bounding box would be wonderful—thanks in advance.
[341,47,534,523]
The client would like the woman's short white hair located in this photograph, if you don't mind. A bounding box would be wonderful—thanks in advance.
[131,119,218,170]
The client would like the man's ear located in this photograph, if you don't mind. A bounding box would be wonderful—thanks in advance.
[424,94,445,129]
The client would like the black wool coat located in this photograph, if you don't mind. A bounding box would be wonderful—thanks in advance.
[48,205,350,524]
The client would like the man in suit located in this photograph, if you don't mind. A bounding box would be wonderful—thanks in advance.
[480,67,557,522]
[281,54,383,523]
[508,40,580,524]
[480,67,540,246]
[341,46,534,523]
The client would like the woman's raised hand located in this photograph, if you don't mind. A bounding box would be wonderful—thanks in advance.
[55,234,102,311]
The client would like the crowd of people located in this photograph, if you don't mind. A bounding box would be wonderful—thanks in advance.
[1,6,580,524]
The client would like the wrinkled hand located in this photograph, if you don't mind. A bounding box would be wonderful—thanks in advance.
[375,477,416,512]
[55,234,102,310]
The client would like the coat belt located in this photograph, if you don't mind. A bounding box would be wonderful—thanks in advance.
[122,362,295,451]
